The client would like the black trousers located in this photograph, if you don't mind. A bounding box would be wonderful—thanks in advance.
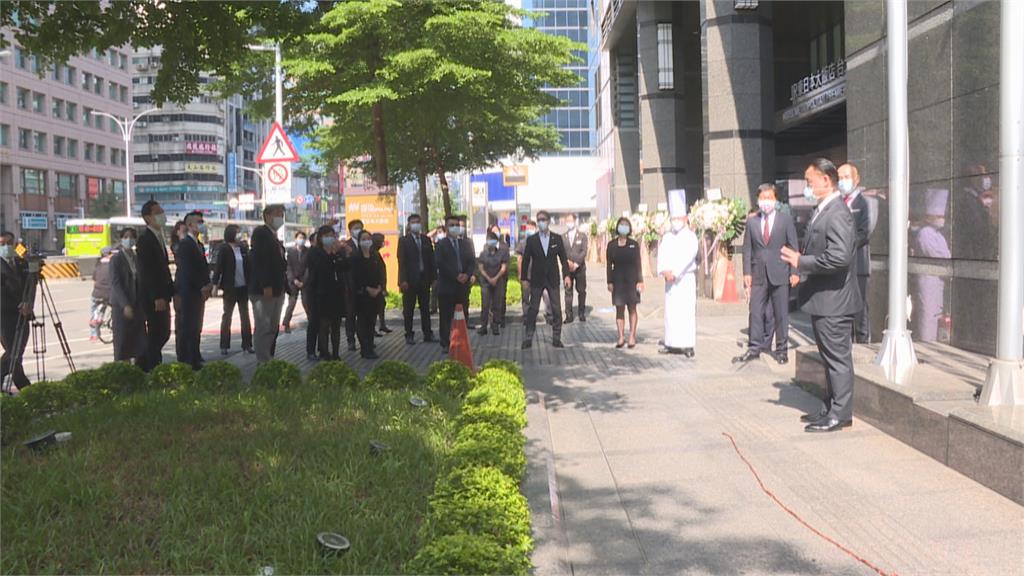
[403,280,433,337]
[318,305,342,358]
[220,288,252,351]
[480,278,507,329]
[306,300,321,356]
[525,283,562,341]
[355,295,377,356]
[1,312,30,390]
[141,303,171,372]
[565,266,587,319]
[811,314,856,421]
[377,289,388,329]
[344,284,357,345]
[854,275,871,341]
[175,293,204,370]
[748,281,789,354]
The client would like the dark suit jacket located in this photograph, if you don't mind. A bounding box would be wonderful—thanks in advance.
[286,245,307,293]
[434,236,476,297]
[109,251,139,310]
[211,243,251,291]
[174,235,210,297]
[0,257,31,317]
[249,224,286,296]
[398,233,436,287]
[521,232,569,288]
[797,196,862,317]
[848,192,872,277]
[565,230,589,269]
[136,227,174,307]
[742,210,798,287]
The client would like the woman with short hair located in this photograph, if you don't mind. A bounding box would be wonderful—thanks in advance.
[606,217,644,349]
[211,224,253,355]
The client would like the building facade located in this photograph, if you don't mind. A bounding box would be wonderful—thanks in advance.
[0,41,132,251]
[131,47,268,222]
[599,0,1003,356]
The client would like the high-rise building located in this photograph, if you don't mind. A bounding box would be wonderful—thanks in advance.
[0,38,132,251]
[130,47,269,221]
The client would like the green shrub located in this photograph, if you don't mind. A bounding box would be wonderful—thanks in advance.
[457,402,527,433]
[148,362,197,390]
[63,369,106,401]
[194,361,244,393]
[425,360,473,398]
[17,380,83,417]
[364,360,420,390]
[469,279,523,309]
[422,466,532,555]
[479,360,522,382]
[306,361,359,389]
[251,360,302,389]
[1,395,31,445]
[95,362,148,395]
[405,533,529,576]
[451,422,526,482]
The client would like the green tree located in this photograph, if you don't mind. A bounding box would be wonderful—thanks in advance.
[88,190,121,219]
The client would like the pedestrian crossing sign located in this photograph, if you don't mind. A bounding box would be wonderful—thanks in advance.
[256,122,300,164]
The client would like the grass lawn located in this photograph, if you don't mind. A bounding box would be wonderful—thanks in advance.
[1,385,462,574]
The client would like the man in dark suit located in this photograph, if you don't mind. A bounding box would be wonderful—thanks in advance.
[782,158,862,433]
[1,231,33,391]
[434,214,476,353]
[248,204,288,363]
[736,184,800,364]
[838,162,876,343]
[281,230,308,333]
[174,211,212,370]
[521,210,571,349]
[398,213,436,345]
[343,219,363,351]
[562,213,588,323]
[136,200,174,372]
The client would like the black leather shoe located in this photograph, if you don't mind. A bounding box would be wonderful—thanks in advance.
[491,327,500,336]
[423,333,436,343]
[521,339,533,350]
[804,418,852,433]
[552,339,565,348]
[221,349,229,356]
[564,315,575,324]
[682,348,695,358]
[306,354,319,362]
[405,335,415,345]
[361,352,380,360]
[477,327,489,336]
[658,346,683,355]
[732,350,760,363]
[347,342,357,352]
[579,315,587,322]
[800,411,828,423]
[380,326,393,334]
[773,352,789,365]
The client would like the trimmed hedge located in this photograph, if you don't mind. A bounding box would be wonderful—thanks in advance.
[425,360,473,398]
[479,359,523,382]
[194,361,244,393]
[450,422,526,482]
[251,360,302,389]
[148,362,197,390]
[364,360,420,390]
[1,395,30,445]
[17,380,83,418]
[63,369,104,401]
[405,532,530,576]
[95,362,147,395]
[306,361,359,389]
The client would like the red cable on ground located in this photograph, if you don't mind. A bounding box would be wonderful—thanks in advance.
[721,432,899,576]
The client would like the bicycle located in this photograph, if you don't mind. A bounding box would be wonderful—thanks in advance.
[95,303,114,345]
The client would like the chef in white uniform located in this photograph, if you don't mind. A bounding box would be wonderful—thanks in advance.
[657,189,698,357]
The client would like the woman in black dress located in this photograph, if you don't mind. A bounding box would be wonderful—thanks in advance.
[606,217,644,348]
[304,225,350,360]
[352,230,385,359]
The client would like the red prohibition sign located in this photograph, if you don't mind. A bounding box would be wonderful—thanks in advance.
[267,163,289,186]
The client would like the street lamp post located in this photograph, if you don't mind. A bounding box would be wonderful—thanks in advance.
[92,108,162,217]
[247,43,283,128]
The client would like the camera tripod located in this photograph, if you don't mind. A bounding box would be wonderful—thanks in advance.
[2,258,76,394]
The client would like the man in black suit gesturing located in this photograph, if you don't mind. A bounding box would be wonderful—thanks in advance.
[736,183,799,364]
[136,200,174,372]
[174,211,213,370]
[434,214,476,353]
[521,210,571,349]
[398,213,436,345]
[781,158,862,433]
[248,204,288,363]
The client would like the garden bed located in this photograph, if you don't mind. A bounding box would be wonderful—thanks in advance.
[1,359,531,575]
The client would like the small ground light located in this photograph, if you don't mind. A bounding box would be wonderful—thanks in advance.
[369,440,390,455]
[409,396,428,408]
[317,532,350,555]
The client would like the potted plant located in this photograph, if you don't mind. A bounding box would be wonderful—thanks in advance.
[689,198,748,300]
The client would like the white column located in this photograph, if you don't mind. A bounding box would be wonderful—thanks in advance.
[874,0,918,384]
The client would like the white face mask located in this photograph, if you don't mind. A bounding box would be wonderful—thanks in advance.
[838,179,855,195]
[537,220,549,232]
[151,213,167,227]
[121,238,135,250]
[981,176,993,191]
[351,227,363,237]
[617,224,631,236]
[448,226,463,237]
[436,232,447,241]
[566,221,576,231]
[270,216,284,230]
[359,240,373,250]
[409,223,422,234]
[803,186,817,202]
[322,236,337,247]
[671,219,686,232]
[525,229,536,237]
[0,245,12,259]
[758,200,776,214]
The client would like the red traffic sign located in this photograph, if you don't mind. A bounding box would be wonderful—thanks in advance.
[293,195,306,206]
[256,122,300,163]
[266,162,290,186]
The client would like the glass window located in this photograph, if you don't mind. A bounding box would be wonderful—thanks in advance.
[657,23,674,90]
[97,145,105,164]
[14,47,26,69]
[33,131,46,153]
[53,136,65,157]
[109,81,117,100]
[119,85,127,103]
[85,143,94,161]
[67,139,78,159]
[65,65,76,85]
[22,168,45,196]
[51,64,61,82]
[0,82,7,105]
[18,128,31,150]
[82,72,92,91]
[0,124,9,147]
[66,102,77,122]
[110,117,119,133]
[16,87,28,109]
[52,98,63,118]
[94,76,103,95]
[83,107,93,127]
[108,49,118,67]
[30,55,40,74]
[31,92,45,114]
[120,53,128,70]
[57,173,77,198]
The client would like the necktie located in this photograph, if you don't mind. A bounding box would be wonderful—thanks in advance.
[453,238,462,271]
[414,235,422,272]
[844,195,853,207]
[762,216,770,243]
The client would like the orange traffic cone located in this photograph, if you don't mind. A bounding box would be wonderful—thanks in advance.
[448,304,475,372]
[721,260,740,303]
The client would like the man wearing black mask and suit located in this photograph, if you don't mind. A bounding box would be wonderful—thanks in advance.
[736,184,799,365]
[521,210,571,349]
[282,231,308,334]
[136,200,174,372]
[398,213,436,345]
[174,211,213,370]
[782,158,862,433]
[343,219,364,352]
[435,214,476,353]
